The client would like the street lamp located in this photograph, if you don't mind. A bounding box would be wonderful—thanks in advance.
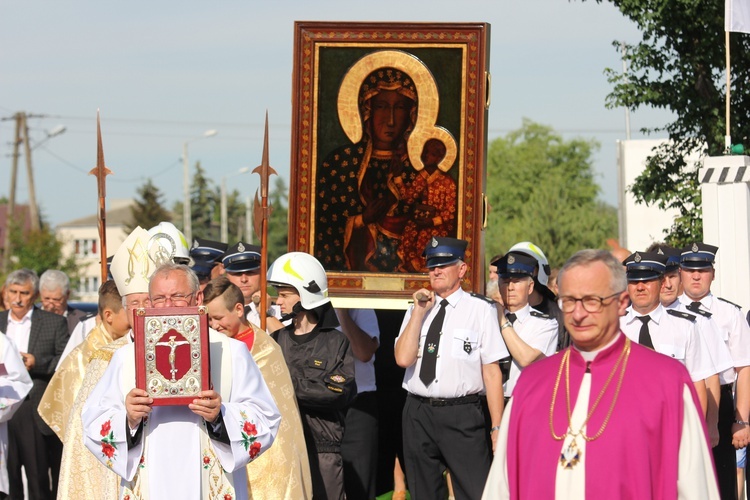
[182,129,217,243]
[31,124,67,150]
[221,167,251,243]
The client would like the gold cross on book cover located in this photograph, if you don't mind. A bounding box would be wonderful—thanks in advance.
[133,306,210,406]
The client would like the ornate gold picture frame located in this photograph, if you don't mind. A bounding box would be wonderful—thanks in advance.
[289,21,490,304]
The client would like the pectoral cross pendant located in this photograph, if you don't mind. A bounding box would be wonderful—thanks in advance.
[560,437,581,469]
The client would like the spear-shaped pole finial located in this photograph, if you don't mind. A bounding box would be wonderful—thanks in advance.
[89,109,113,283]
[252,111,277,331]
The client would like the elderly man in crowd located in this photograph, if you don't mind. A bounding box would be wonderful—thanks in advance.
[1,269,69,500]
[39,270,89,334]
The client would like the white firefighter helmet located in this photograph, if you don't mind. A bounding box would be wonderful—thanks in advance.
[508,241,551,287]
[267,252,329,310]
[147,222,191,266]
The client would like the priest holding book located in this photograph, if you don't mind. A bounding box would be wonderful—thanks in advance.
[81,262,280,500]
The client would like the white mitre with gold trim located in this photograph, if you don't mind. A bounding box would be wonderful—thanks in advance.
[111,226,154,296]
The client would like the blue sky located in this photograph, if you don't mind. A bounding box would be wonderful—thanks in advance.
[0,1,670,227]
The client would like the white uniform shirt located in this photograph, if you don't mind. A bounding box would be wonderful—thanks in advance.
[339,308,380,393]
[245,302,282,328]
[678,293,750,384]
[666,299,734,384]
[5,308,33,353]
[621,304,716,381]
[503,304,558,397]
[398,288,509,398]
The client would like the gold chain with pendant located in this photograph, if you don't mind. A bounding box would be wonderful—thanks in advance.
[549,338,631,467]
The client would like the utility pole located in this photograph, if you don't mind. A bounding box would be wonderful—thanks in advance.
[2,114,22,273]
[1,111,53,272]
[21,113,41,231]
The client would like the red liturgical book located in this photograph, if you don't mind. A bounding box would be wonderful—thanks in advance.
[133,306,210,406]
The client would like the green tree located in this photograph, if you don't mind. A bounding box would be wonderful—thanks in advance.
[190,162,219,240]
[593,0,750,245]
[173,161,220,240]
[264,176,289,262]
[1,221,78,285]
[127,179,172,233]
[485,120,618,268]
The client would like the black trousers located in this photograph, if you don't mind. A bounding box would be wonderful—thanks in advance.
[7,399,52,500]
[402,394,491,500]
[342,391,379,500]
[714,384,738,500]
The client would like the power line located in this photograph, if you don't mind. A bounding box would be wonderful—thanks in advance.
[35,144,181,182]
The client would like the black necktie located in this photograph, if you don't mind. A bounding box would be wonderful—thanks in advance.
[637,315,654,350]
[687,301,702,313]
[506,313,517,325]
[419,299,449,387]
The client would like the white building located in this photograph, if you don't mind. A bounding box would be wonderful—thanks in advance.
[56,199,133,302]
[616,139,694,251]
[617,140,749,308]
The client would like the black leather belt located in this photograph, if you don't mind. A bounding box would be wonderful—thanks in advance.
[409,393,479,407]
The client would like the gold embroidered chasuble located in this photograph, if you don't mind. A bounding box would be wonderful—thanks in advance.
[38,322,115,440]
[57,335,130,500]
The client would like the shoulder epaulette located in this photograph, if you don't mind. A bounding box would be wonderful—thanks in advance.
[718,297,742,309]
[687,307,712,318]
[666,309,696,322]
[530,310,552,320]
[470,292,495,304]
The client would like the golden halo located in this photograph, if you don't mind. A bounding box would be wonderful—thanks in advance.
[337,50,456,171]
[408,126,458,173]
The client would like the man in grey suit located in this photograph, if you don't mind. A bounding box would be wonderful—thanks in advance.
[1,269,69,500]
[39,270,89,334]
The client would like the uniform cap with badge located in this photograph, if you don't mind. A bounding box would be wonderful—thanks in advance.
[222,241,262,273]
[623,251,667,282]
[679,242,718,269]
[653,245,681,273]
[492,252,538,279]
[422,236,468,269]
[190,237,228,280]
[506,242,556,299]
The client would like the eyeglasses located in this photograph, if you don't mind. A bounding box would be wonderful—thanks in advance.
[557,291,623,313]
[150,292,194,307]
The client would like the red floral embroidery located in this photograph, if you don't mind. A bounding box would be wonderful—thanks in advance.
[239,411,261,460]
[99,418,118,467]
[224,494,232,500]
[102,442,116,458]
[243,421,257,436]
[203,456,211,465]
